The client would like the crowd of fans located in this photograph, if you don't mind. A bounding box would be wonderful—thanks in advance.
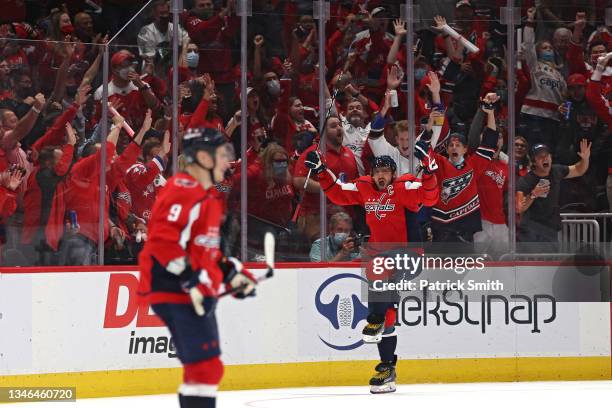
[0,0,609,265]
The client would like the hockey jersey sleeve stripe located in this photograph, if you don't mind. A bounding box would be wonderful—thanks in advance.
[198,268,213,286]
[475,148,495,160]
[178,383,218,397]
[403,181,423,190]
[336,179,359,191]
[179,202,202,249]
[152,156,165,172]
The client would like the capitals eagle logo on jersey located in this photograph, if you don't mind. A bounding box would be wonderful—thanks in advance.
[440,170,473,204]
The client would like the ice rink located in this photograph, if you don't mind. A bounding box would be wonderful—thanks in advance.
[11,381,612,408]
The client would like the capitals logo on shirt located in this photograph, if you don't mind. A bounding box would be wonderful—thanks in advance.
[440,170,473,204]
[365,189,395,220]
[485,169,505,188]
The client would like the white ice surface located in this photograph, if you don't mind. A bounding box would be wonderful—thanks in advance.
[11,382,612,408]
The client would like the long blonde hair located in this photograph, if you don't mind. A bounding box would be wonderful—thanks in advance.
[260,143,290,185]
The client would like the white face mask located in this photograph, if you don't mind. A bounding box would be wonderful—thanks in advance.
[118,67,131,80]
[186,51,200,68]
[267,79,281,96]
[332,232,348,246]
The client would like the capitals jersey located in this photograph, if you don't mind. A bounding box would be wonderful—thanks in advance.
[138,173,225,305]
[318,169,439,245]
[428,127,499,232]
[125,156,166,222]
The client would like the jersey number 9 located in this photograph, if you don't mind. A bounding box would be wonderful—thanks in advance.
[168,204,182,222]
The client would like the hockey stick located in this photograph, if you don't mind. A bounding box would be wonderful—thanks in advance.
[219,232,275,298]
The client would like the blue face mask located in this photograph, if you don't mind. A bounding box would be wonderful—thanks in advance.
[332,232,348,246]
[186,51,200,68]
[540,50,554,62]
[272,161,288,176]
[452,156,465,168]
[415,68,427,81]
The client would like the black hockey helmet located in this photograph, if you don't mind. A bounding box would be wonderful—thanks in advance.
[182,127,228,165]
[371,155,397,173]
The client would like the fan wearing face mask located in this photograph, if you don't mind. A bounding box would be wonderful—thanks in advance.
[309,212,358,262]
[137,0,191,62]
[39,10,87,93]
[93,49,160,129]
[519,7,567,152]
[231,143,295,235]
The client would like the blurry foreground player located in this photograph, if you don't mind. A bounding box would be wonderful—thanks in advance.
[305,148,439,394]
[138,128,257,408]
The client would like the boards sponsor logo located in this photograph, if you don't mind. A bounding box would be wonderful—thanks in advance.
[104,274,177,358]
[315,273,369,351]
[103,274,164,328]
[314,274,558,351]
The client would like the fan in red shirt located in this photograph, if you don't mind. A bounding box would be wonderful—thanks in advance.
[232,142,294,228]
[59,114,143,264]
[271,71,317,153]
[126,129,171,223]
[21,116,78,263]
[93,50,159,130]
[183,0,239,119]
[185,73,225,133]
[293,115,359,242]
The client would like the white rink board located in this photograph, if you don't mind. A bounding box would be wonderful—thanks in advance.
[0,266,610,376]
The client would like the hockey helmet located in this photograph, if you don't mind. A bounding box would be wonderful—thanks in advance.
[182,127,229,165]
[371,155,397,173]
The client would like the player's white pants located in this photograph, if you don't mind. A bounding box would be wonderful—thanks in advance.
[473,220,509,255]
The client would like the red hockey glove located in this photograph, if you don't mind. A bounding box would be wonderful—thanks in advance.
[414,140,438,174]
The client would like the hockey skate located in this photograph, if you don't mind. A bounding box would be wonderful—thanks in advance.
[362,322,384,343]
[369,361,397,394]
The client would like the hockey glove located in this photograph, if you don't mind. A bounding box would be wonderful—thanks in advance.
[414,140,438,174]
[304,151,326,174]
[181,270,217,316]
[219,257,257,298]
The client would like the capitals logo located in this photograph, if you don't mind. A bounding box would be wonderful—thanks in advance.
[364,189,396,220]
[315,273,369,350]
[440,170,473,204]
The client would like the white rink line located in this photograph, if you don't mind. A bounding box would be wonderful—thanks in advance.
[10,382,612,408]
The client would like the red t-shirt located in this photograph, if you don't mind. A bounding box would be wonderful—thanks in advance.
[477,158,508,225]
[244,161,294,227]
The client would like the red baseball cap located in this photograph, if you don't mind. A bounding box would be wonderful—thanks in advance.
[567,73,586,87]
[111,50,135,67]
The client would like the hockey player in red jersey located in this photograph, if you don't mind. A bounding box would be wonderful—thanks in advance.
[305,143,439,394]
[138,128,257,408]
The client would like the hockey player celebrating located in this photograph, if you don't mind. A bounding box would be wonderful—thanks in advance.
[304,144,439,394]
[138,128,257,408]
